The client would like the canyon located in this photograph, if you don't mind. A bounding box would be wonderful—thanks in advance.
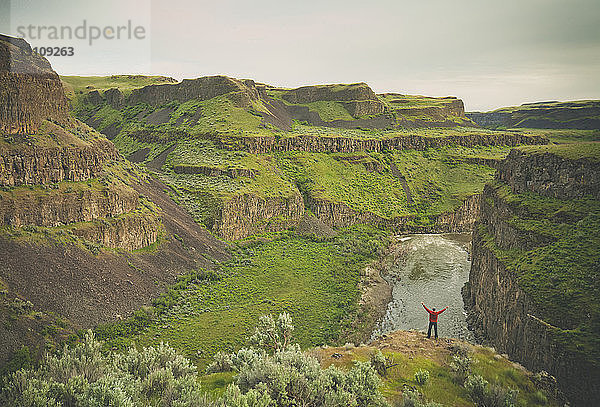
[464,144,600,405]
[0,32,597,406]
[0,35,229,367]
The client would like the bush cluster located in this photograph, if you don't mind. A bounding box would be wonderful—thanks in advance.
[0,331,216,407]
[208,314,389,407]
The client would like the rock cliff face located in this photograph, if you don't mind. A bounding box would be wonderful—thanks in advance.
[172,164,257,179]
[0,136,118,186]
[306,193,481,233]
[0,183,138,227]
[496,148,600,199]
[466,111,511,129]
[0,35,233,370]
[281,83,385,117]
[212,191,305,241]
[0,34,69,134]
[465,146,600,405]
[468,100,600,130]
[216,131,547,154]
[126,75,258,107]
[72,210,161,251]
[0,34,156,251]
[393,98,466,119]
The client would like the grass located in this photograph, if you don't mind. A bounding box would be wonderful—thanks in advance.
[61,75,177,98]
[277,123,543,142]
[0,119,109,151]
[275,147,504,222]
[299,340,558,406]
[518,129,600,144]
[277,151,410,218]
[389,148,497,216]
[96,226,388,370]
[493,100,600,113]
[111,138,505,231]
[304,101,355,121]
[518,141,600,161]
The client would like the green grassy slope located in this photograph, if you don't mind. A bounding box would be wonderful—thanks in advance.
[95,226,388,369]
[61,75,177,98]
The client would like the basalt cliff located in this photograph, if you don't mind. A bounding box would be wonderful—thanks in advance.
[467,100,600,130]
[0,35,229,367]
[64,72,549,241]
[464,144,600,405]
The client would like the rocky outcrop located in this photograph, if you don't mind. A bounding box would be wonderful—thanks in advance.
[281,83,385,117]
[475,184,554,252]
[216,131,547,154]
[468,100,600,130]
[0,138,119,186]
[394,98,466,118]
[104,88,124,109]
[306,193,481,233]
[0,35,69,134]
[173,164,257,179]
[434,194,481,232]
[496,149,600,199]
[466,111,511,129]
[0,34,159,251]
[212,191,305,240]
[72,210,161,251]
[127,75,258,107]
[465,148,600,405]
[0,183,138,227]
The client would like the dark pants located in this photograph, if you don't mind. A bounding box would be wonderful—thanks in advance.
[427,321,438,338]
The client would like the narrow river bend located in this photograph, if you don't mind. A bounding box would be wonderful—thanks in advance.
[372,234,475,342]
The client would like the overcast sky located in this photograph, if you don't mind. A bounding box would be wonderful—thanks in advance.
[2,0,599,111]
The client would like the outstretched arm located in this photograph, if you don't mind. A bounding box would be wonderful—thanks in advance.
[438,306,448,314]
[421,302,432,313]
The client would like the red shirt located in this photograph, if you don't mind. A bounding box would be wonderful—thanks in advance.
[423,304,447,322]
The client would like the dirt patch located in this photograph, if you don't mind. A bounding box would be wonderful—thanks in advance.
[313,330,459,367]
[296,212,337,238]
[390,162,413,205]
[143,107,175,125]
[147,143,177,169]
[128,147,150,162]
[0,177,229,362]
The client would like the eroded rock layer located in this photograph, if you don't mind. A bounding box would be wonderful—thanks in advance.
[216,132,547,154]
[0,34,69,134]
[465,146,600,405]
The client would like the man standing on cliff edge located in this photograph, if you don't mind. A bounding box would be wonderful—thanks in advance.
[421,302,448,339]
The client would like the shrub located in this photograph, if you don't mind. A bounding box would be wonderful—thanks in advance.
[205,351,234,374]
[370,350,387,376]
[401,388,443,407]
[465,374,488,402]
[531,390,548,405]
[414,369,430,386]
[0,331,214,407]
[450,354,472,383]
[248,313,294,353]
[465,374,518,407]
[210,313,390,407]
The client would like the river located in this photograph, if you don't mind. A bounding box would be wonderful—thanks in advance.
[372,233,475,342]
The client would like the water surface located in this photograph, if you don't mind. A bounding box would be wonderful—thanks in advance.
[372,234,474,342]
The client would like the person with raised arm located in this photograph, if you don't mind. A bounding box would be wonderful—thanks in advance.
[421,301,448,339]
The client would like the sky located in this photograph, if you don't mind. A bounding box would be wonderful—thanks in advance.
[1,0,599,111]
